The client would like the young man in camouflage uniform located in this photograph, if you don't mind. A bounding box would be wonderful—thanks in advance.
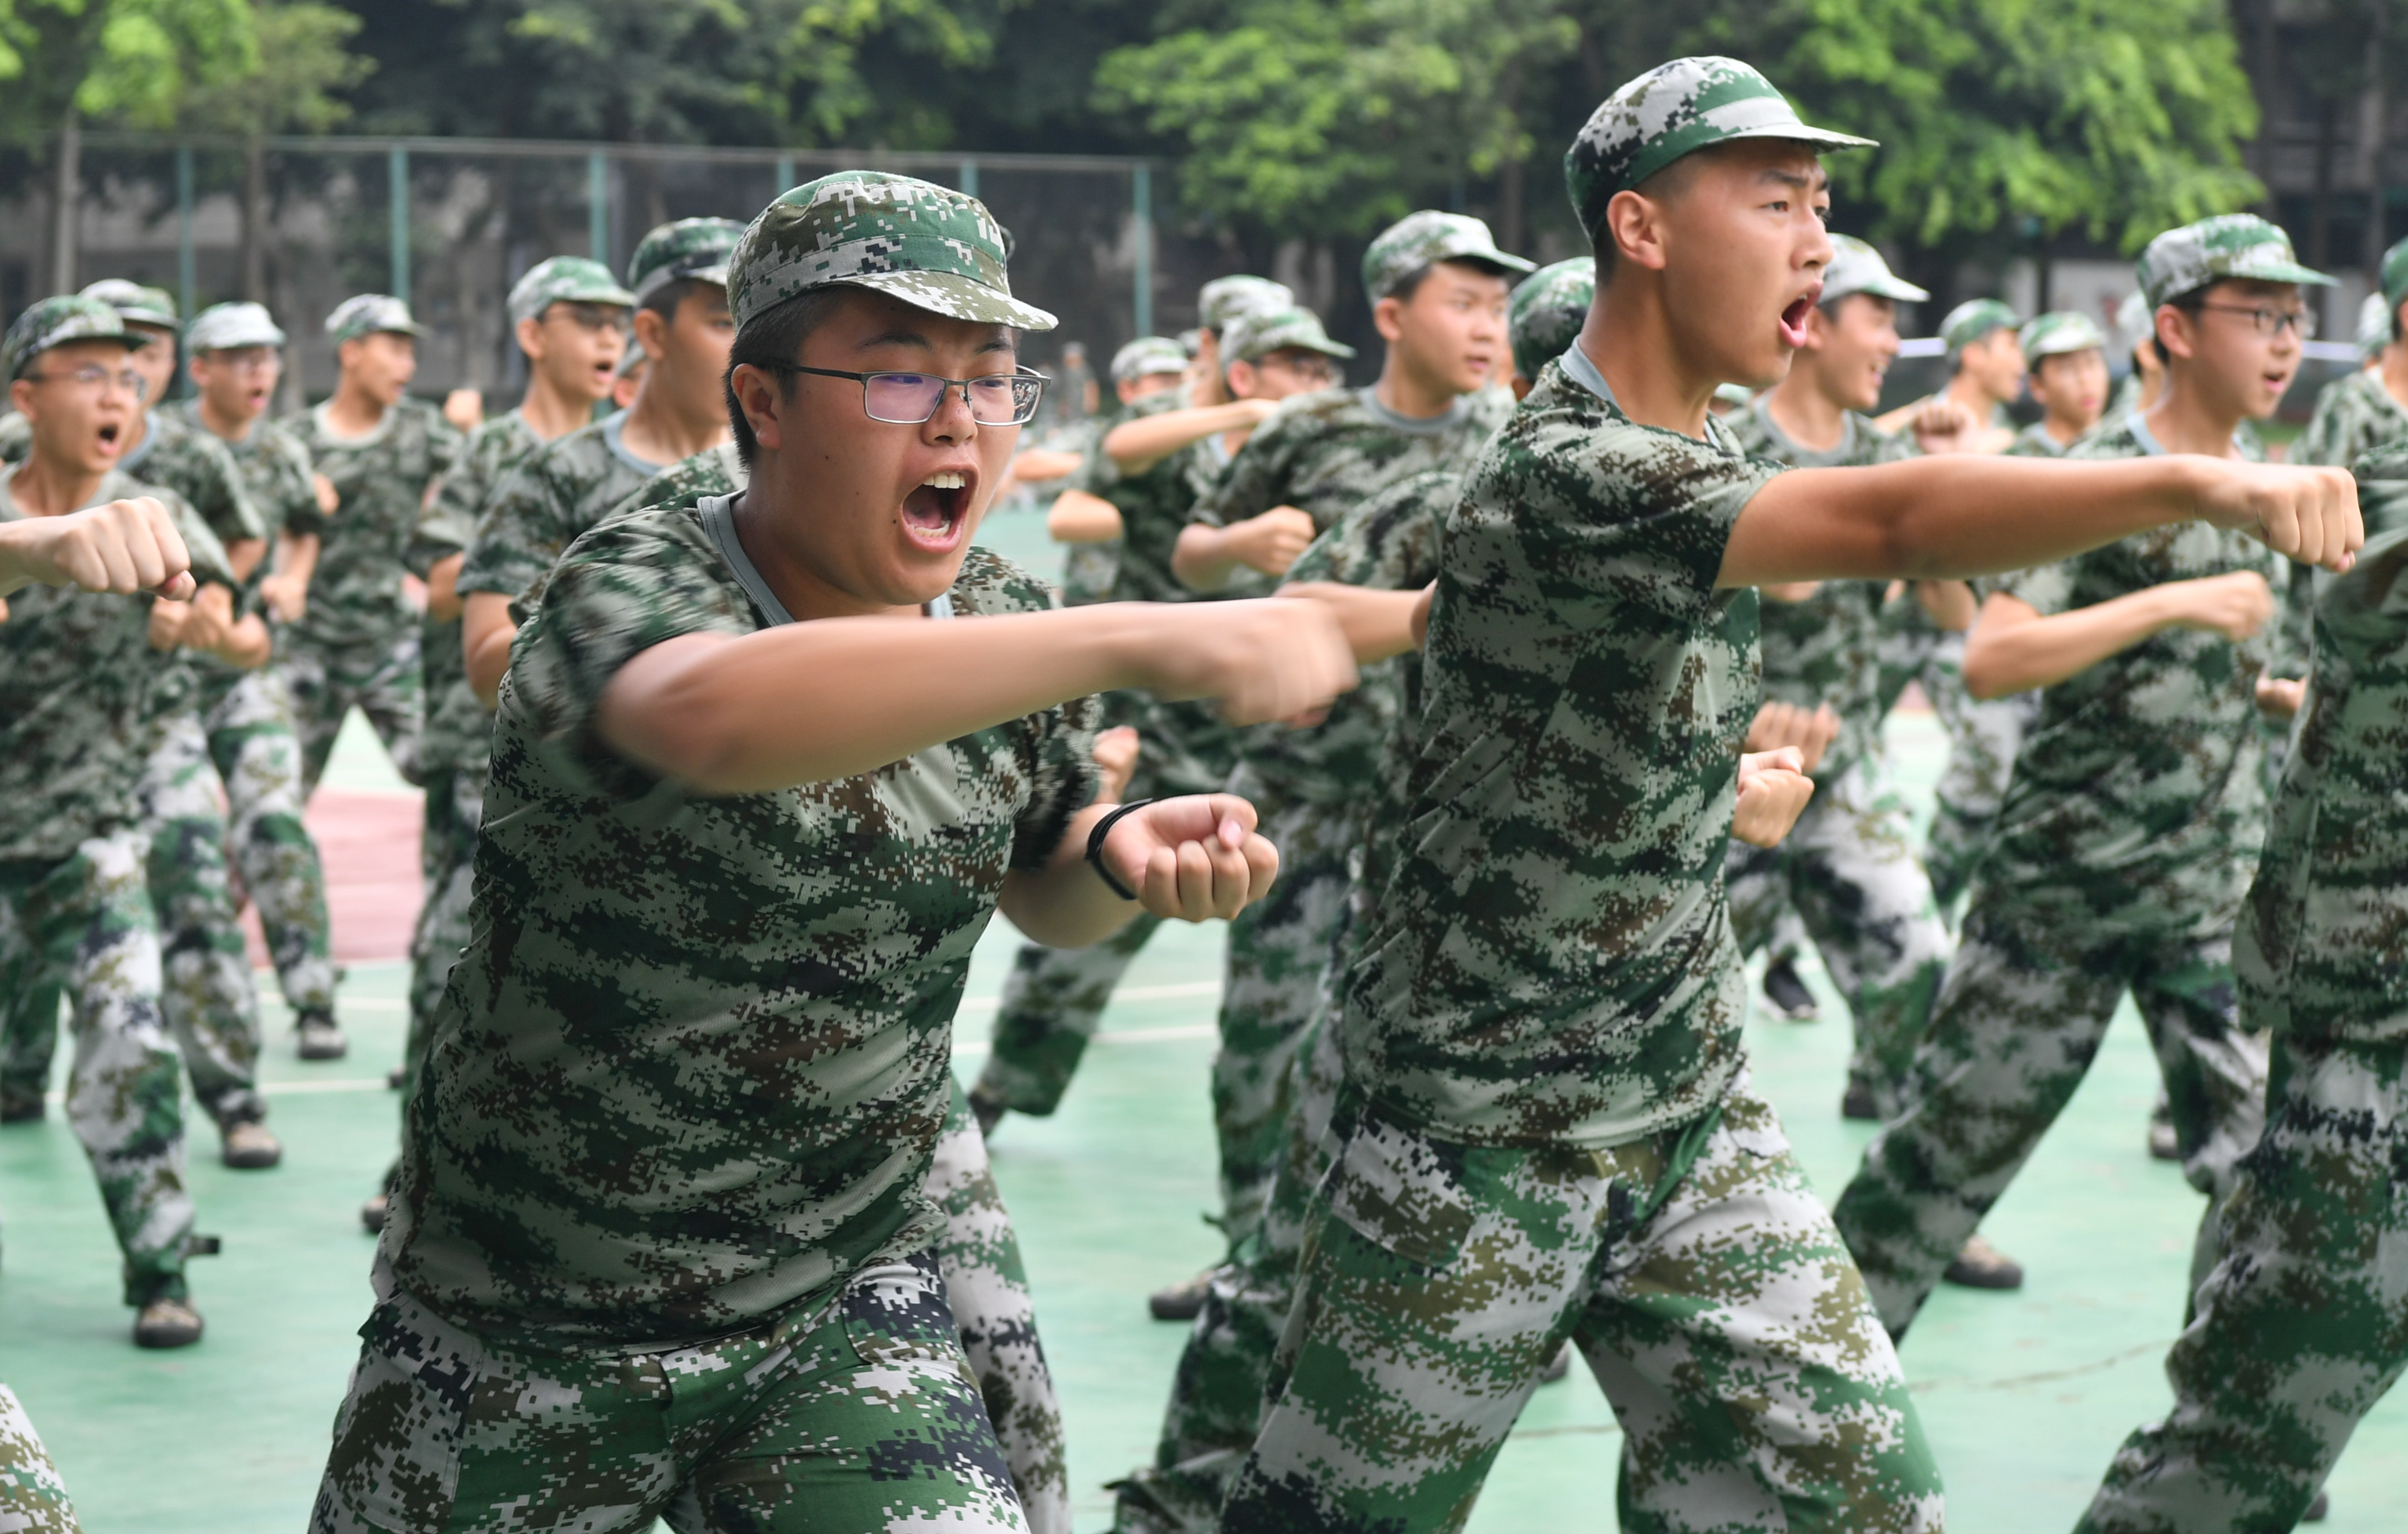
[457,219,740,708]
[354,256,638,1232]
[170,301,344,1059]
[2071,489,2408,1534]
[1043,336,1191,607]
[312,169,1356,1533]
[0,296,242,1350]
[967,281,1303,1173]
[1164,213,1525,1303]
[1217,62,2359,1534]
[1877,296,2025,452]
[0,1384,77,1533]
[1833,214,2337,1340]
[278,295,463,831]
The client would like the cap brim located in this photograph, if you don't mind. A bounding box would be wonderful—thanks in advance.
[1728,123,1879,154]
[1828,274,1930,304]
[1447,249,1538,278]
[195,332,287,351]
[120,309,181,330]
[2228,258,2337,288]
[1268,337,1357,360]
[835,270,1058,332]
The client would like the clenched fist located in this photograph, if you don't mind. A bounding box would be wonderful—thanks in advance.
[1096,794,1281,921]
[2192,461,2362,573]
[0,497,195,602]
[1733,747,1815,848]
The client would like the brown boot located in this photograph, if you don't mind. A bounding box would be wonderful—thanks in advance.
[133,1296,205,1348]
[220,1119,283,1170]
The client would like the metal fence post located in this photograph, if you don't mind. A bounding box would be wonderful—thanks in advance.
[958,158,979,198]
[176,144,195,321]
[1133,163,1153,339]
[588,150,609,266]
[775,152,794,194]
[388,145,410,302]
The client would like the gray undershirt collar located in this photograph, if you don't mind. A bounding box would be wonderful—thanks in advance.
[1358,386,1468,436]
[1559,341,1619,411]
[700,492,953,625]
[601,409,669,479]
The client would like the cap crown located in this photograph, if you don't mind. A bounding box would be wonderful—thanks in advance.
[1110,336,1190,384]
[1360,210,1533,301]
[2357,290,2395,357]
[2018,310,2106,366]
[1221,305,1355,365]
[1197,275,1293,333]
[2135,214,2333,310]
[325,294,423,344]
[1940,298,2020,355]
[727,171,1054,333]
[628,218,744,303]
[1507,257,1595,382]
[185,301,287,352]
[4,295,136,380]
[79,278,178,329]
[509,256,637,324]
[1820,235,1929,305]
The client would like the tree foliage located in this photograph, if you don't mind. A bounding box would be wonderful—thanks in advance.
[0,0,256,133]
[176,0,372,136]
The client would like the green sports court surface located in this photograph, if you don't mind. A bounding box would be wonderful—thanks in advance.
[3,504,2399,1531]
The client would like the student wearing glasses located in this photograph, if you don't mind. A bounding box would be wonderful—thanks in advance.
[312,172,1360,1533]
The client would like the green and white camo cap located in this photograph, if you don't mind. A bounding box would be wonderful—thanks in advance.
[1197,275,1294,334]
[727,171,1055,333]
[2135,214,2333,310]
[1109,336,1190,384]
[627,218,744,305]
[2357,290,2395,358]
[79,278,179,330]
[3,295,140,381]
[1222,305,1356,365]
[326,294,426,344]
[185,301,287,352]
[1566,57,1875,239]
[2018,310,2107,366]
[1821,236,1927,306]
[2379,234,2408,313]
[1506,257,1595,383]
[509,256,638,324]
[1940,297,2020,356]
[1361,211,1533,301]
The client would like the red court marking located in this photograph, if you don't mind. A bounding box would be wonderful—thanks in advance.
[243,788,423,967]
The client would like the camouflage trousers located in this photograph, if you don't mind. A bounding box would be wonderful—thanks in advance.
[312,1250,1027,1533]
[1727,759,1952,1117]
[1831,904,2269,1337]
[974,915,1163,1117]
[934,1076,1069,1534]
[137,713,266,1127]
[2076,1035,2408,1533]
[0,833,195,1305]
[1210,776,1355,1245]
[1878,616,2033,922]
[282,627,424,796]
[1218,1073,1943,1533]
[402,767,484,1104]
[0,1384,77,1534]
[204,667,338,1017]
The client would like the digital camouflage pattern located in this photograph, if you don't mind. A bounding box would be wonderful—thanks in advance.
[1,295,140,380]
[1339,354,1775,1150]
[2281,369,2408,678]
[417,408,542,777]
[401,766,480,1099]
[385,507,1096,1350]
[0,830,197,1306]
[2076,533,2408,1532]
[627,217,744,304]
[1045,416,1120,607]
[972,918,1158,1118]
[0,1385,77,1534]
[2006,420,2074,456]
[1219,1075,1941,1533]
[1357,211,1531,301]
[507,255,636,323]
[1199,277,1294,334]
[2134,213,2333,311]
[181,300,284,354]
[1505,258,1595,384]
[2018,309,2107,366]
[204,668,337,1018]
[323,295,424,346]
[1110,336,1189,384]
[1878,588,2037,918]
[1820,235,1930,307]
[313,1252,1026,1533]
[1564,57,1874,237]
[280,626,422,796]
[1218,306,1353,366]
[1195,384,1513,544]
[727,173,1051,332]
[0,408,262,552]
[1938,297,2019,356]
[165,401,326,544]
[78,278,177,330]
[456,412,671,613]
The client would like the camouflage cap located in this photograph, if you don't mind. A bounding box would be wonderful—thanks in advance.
[184,300,287,353]
[1109,336,1190,385]
[79,278,179,330]
[2380,235,2408,313]
[726,171,1054,333]
[1821,236,1928,306]
[2135,214,2333,310]
[509,256,637,325]
[1176,328,1203,357]
[2018,310,2107,366]
[628,217,744,304]
[1361,211,1533,302]
[2115,288,2153,357]
[326,294,426,345]
[2357,290,2395,359]
[1940,297,2020,357]
[3,295,141,381]
[1506,257,1595,383]
[1566,57,1876,239]
[1222,305,1356,366]
[1197,275,1294,334]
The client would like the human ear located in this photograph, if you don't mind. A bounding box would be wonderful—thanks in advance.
[730,365,789,455]
[1372,296,1406,344]
[1602,190,1670,276]
[2155,306,2197,363]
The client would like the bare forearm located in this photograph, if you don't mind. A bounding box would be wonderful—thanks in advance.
[1172,524,1241,591]
[998,802,1134,947]
[426,552,466,623]
[1048,489,1124,544]
[1106,403,1263,475]
[1915,579,1978,632]
[463,592,516,708]
[276,531,320,584]
[1723,456,2207,588]
[1277,581,1422,663]
[211,615,274,670]
[1963,589,2173,698]
[226,538,267,584]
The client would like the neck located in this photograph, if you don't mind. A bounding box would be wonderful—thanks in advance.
[2382,344,2408,408]
[1943,371,1997,419]
[731,480,922,623]
[619,365,729,466]
[1762,370,1848,452]
[1582,286,1719,436]
[2140,368,2244,458]
[2043,409,2092,446]
[117,409,150,460]
[324,376,388,435]
[10,452,109,519]
[196,395,259,443]
[1372,352,1458,420]
[518,374,600,442]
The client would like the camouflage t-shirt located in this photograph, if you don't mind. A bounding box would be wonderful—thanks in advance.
[162,400,326,541]
[0,466,234,861]
[387,505,1098,1351]
[2005,421,2075,457]
[2273,368,2408,679]
[1981,414,2280,934]
[409,410,547,778]
[456,411,671,606]
[280,396,464,649]
[1194,383,1515,540]
[1042,414,1117,607]
[1724,399,1909,783]
[1341,354,1777,1151]
[2236,524,2408,1041]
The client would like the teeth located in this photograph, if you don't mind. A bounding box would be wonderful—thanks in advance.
[921,472,966,490]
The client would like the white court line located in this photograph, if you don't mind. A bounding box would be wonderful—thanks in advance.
[328,979,1224,1017]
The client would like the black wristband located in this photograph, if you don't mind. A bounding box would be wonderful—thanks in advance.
[1084,798,1156,900]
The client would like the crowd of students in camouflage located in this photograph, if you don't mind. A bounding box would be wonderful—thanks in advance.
[2,45,2406,1534]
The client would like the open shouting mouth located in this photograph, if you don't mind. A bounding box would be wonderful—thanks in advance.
[900,468,974,550]
[1778,283,1824,350]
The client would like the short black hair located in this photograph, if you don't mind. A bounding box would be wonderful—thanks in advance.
[640,277,713,327]
[1384,256,1514,307]
[1592,147,1723,286]
[722,288,853,469]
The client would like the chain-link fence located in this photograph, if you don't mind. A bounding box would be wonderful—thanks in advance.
[0,134,1250,412]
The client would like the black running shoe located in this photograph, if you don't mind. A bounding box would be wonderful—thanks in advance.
[1761,958,1821,1022]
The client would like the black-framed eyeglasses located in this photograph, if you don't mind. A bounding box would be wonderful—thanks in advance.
[763,363,1047,426]
[2196,301,2317,339]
